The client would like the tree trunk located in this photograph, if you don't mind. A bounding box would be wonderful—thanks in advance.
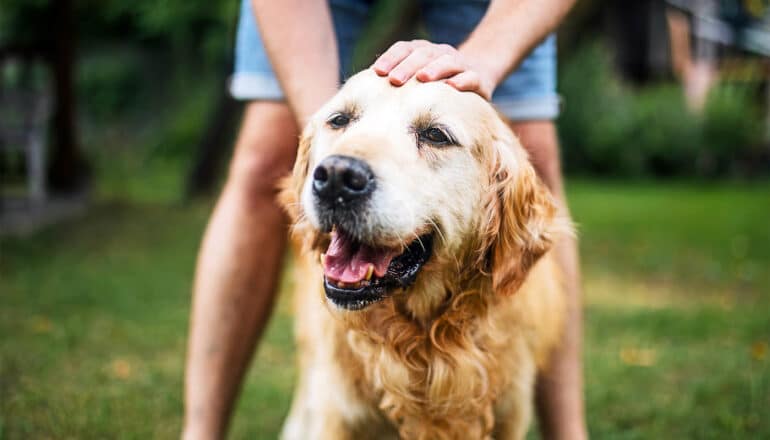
[184,86,241,199]
[47,0,89,193]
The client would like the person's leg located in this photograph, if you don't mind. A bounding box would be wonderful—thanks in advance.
[183,102,299,439]
[665,6,718,112]
[422,1,585,435]
[184,0,374,436]
[509,120,586,440]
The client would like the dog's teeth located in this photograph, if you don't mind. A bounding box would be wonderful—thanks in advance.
[320,253,326,265]
[338,281,348,289]
[365,264,374,281]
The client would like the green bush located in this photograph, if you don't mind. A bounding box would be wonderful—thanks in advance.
[700,87,766,176]
[627,85,701,176]
[558,41,769,178]
[558,42,638,176]
[77,50,145,118]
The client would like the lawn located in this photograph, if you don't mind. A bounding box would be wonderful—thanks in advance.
[1,180,768,439]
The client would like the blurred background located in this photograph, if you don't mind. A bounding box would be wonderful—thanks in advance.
[1,0,768,438]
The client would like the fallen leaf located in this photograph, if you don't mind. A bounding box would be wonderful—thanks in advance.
[620,348,657,367]
[30,316,53,334]
[751,341,767,361]
[110,359,133,379]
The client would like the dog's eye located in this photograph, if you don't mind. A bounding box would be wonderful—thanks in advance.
[419,127,452,146]
[327,113,351,129]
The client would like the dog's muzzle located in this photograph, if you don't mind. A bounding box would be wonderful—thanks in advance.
[313,155,375,205]
[309,155,435,310]
[312,155,377,239]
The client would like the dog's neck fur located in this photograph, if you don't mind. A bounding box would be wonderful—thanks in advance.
[339,259,506,439]
[397,242,487,322]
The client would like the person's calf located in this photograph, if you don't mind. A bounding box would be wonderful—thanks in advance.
[508,119,587,440]
[184,101,299,439]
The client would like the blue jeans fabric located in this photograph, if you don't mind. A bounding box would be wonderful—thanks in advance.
[230,0,560,120]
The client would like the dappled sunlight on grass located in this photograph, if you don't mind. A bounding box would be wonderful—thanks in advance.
[584,272,758,311]
[1,181,768,438]
[582,265,769,437]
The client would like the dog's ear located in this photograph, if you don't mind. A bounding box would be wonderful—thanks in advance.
[278,125,322,252]
[278,126,314,222]
[480,136,567,295]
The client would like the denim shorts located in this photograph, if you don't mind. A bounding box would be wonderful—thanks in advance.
[230,0,560,121]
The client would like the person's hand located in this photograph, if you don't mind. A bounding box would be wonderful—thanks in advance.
[372,40,496,100]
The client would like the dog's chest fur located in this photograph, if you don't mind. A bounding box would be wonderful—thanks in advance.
[335,279,536,440]
[283,249,563,440]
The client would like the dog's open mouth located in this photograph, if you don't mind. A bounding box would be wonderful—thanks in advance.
[322,229,434,310]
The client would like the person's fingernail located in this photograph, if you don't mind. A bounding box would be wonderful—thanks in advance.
[372,60,389,73]
[447,79,464,90]
[390,72,406,84]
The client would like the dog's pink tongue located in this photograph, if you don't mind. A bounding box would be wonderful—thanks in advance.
[323,231,397,283]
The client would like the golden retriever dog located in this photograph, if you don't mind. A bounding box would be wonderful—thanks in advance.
[278,69,571,440]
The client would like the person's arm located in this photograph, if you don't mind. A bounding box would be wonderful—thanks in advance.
[251,0,339,126]
[374,3,585,440]
[373,0,576,100]
[666,7,693,80]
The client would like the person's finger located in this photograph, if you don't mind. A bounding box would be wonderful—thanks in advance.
[416,54,464,82]
[372,41,417,75]
[446,71,485,98]
[387,46,440,85]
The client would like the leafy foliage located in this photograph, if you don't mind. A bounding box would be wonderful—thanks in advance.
[1,0,237,63]
[558,42,768,178]
[700,87,766,176]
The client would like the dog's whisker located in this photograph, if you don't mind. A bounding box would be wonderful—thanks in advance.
[377,178,446,251]
[427,218,459,269]
[410,232,426,251]
[426,218,447,247]
[294,212,308,225]
[376,179,421,251]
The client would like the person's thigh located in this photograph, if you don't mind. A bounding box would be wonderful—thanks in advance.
[227,0,375,185]
[227,102,299,194]
[420,0,560,122]
[229,0,373,101]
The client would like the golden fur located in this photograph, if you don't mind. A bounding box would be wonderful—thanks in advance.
[278,70,570,440]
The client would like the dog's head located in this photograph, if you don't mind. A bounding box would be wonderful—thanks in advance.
[281,69,565,311]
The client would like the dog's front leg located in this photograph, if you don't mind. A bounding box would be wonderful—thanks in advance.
[491,352,537,440]
[281,403,353,440]
[281,361,366,440]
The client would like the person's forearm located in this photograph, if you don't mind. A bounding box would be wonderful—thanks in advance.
[666,8,693,79]
[251,0,339,125]
[459,0,576,89]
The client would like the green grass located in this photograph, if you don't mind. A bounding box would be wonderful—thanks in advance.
[1,180,768,439]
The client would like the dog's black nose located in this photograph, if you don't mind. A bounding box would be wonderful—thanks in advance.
[313,155,375,203]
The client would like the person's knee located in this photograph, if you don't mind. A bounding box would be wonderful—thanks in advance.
[509,120,563,194]
[228,146,292,201]
[530,142,562,191]
[226,102,298,202]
